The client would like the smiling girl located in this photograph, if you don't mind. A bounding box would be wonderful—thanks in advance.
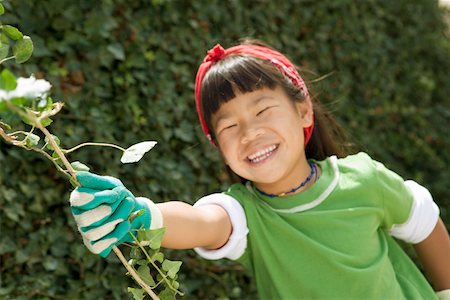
[69,40,450,299]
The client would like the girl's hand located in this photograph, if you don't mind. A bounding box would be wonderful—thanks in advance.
[69,171,162,257]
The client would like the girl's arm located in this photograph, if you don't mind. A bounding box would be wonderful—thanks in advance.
[414,218,450,291]
[158,201,233,250]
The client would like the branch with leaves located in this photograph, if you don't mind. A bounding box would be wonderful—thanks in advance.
[0,4,183,300]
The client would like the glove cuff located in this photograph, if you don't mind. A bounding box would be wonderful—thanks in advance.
[136,197,163,229]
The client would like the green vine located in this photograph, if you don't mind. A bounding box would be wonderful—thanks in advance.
[0,3,183,299]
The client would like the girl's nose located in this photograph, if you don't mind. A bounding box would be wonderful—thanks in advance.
[241,126,264,144]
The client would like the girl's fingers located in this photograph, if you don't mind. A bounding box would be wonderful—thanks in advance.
[70,186,130,209]
[79,196,134,238]
[76,171,123,190]
[87,221,131,257]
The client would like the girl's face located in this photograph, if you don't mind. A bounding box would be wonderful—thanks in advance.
[211,86,313,195]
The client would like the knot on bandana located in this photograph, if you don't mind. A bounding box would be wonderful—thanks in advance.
[204,44,226,63]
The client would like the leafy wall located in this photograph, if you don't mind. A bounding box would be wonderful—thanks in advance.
[1,0,449,298]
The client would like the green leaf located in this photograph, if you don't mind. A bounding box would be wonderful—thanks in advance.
[158,287,176,300]
[127,287,145,300]
[21,114,35,126]
[52,151,64,167]
[71,161,90,172]
[161,259,182,279]
[42,256,59,271]
[3,25,23,40]
[171,280,180,290]
[37,96,53,110]
[152,251,164,263]
[106,43,125,60]
[137,227,165,250]
[25,133,40,147]
[10,97,28,107]
[40,117,53,127]
[0,43,10,61]
[13,36,33,64]
[44,134,60,150]
[0,33,8,44]
[130,247,143,260]
[136,259,148,266]
[0,69,17,91]
[0,4,5,16]
[128,209,145,223]
[137,265,156,287]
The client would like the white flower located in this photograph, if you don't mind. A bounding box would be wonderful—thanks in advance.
[120,141,157,163]
[0,75,51,101]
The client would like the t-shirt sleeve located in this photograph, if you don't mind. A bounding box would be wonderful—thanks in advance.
[371,158,439,244]
[389,180,439,244]
[193,193,249,260]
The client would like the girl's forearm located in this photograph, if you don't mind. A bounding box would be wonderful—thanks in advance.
[157,201,232,250]
[414,218,450,291]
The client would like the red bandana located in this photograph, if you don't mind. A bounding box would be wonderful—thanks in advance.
[195,44,314,145]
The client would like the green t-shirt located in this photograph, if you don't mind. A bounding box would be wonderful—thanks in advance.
[224,153,436,300]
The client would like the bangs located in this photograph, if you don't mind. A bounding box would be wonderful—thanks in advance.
[200,55,282,138]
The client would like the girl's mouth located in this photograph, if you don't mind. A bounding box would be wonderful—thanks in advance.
[247,144,278,164]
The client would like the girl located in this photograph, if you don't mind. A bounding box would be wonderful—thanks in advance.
[70,40,450,299]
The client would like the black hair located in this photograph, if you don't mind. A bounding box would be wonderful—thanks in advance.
[199,41,354,182]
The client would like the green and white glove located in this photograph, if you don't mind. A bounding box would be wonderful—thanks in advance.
[70,171,163,257]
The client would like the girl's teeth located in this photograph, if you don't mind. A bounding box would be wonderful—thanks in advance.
[248,145,277,163]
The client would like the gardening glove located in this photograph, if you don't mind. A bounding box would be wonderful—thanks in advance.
[69,171,163,257]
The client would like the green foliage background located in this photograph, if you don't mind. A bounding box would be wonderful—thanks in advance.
[1,0,449,299]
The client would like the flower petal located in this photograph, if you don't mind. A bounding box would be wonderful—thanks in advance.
[0,75,51,100]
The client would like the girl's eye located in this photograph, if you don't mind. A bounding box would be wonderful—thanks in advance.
[219,124,236,133]
[257,107,272,116]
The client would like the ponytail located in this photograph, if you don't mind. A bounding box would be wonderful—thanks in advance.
[305,100,355,160]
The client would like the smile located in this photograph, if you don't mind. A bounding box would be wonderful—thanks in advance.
[247,145,278,163]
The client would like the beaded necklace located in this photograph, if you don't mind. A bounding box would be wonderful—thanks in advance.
[257,162,316,198]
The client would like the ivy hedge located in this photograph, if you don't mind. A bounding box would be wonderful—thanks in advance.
[1,0,449,299]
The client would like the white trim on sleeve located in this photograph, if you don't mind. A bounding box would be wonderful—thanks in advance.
[436,289,450,300]
[193,193,248,260]
[389,180,439,244]
[265,156,339,213]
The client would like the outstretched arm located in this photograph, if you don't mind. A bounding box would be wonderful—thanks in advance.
[158,201,232,250]
[414,218,450,291]
[70,172,233,257]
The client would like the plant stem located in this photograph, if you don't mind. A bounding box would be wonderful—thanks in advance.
[130,233,183,296]
[64,142,126,154]
[2,102,157,298]
[112,246,159,300]
[28,146,71,179]
[35,122,77,179]
[33,121,157,299]
[0,56,14,64]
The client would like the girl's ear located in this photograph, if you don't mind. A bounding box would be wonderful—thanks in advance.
[295,97,314,128]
